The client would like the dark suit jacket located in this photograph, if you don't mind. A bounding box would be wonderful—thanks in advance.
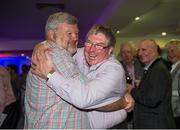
[121,58,144,84]
[131,58,176,128]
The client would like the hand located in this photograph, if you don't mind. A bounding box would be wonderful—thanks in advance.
[134,79,141,88]
[31,51,54,80]
[124,92,134,112]
[126,83,133,93]
[31,41,52,65]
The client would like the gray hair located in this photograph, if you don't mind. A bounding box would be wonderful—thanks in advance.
[86,24,116,47]
[45,12,78,36]
[120,42,136,56]
[165,39,180,49]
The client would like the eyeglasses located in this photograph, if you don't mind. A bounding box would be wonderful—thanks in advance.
[85,40,109,50]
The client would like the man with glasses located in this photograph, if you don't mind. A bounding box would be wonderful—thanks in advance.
[31,24,134,128]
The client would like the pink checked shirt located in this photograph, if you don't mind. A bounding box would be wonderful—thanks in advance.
[24,41,90,129]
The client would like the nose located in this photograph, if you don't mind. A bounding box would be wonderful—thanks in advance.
[89,44,96,51]
[71,33,78,41]
[138,50,142,57]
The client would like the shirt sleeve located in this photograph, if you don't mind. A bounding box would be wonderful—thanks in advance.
[88,109,127,128]
[47,63,126,109]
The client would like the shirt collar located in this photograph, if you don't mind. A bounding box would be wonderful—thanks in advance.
[144,57,158,70]
[171,61,180,72]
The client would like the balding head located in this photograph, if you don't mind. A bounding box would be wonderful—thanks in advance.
[138,39,159,65]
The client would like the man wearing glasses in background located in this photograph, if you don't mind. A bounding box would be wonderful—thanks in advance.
[30,22,134,128]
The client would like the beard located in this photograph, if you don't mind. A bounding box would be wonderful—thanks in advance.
[52,33,78,55]
[67,41,78,55]
[53,38,78,55]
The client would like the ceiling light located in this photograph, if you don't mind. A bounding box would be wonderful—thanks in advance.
[161,32,167,36]
[135,17,140,21]
[116,30,120,34]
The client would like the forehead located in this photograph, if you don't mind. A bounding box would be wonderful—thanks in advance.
[58,22,79,32]
[138,40,151,49]
[88,33,107,42]
[168,44,178,49]
[122,44,132,51]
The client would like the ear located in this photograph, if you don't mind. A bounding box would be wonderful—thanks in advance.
[47,30,55,41]
[108,47,113,55]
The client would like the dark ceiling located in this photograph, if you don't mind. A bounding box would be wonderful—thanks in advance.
[0,0,180,42]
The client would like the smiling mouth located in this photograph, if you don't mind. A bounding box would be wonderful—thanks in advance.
[89,56,96,60]
[88,53,97,60]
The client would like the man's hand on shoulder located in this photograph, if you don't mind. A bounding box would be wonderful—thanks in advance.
[32,41,52,64]
[31,41,54,80]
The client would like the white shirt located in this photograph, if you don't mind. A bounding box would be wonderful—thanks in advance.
[171,61,180,73]
[171,61,180,97]
[47,48,127,128]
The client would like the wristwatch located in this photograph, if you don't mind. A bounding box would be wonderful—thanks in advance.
[46,70,55,81]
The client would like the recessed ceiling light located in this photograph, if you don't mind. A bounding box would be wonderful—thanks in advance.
[135,17,140,21]
[161,32,167,36]
[116,30,120,34]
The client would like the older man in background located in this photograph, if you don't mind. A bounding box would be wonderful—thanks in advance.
[166,39,180,128]
[128,39,175,128]
[0,66,18,128]
[118,42,144,128]
[119,42,144,88]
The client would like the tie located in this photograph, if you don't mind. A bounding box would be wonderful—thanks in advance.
[140,69,148,82]
[143,69,148,75]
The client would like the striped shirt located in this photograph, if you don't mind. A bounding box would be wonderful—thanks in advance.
[24,41,90,129]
